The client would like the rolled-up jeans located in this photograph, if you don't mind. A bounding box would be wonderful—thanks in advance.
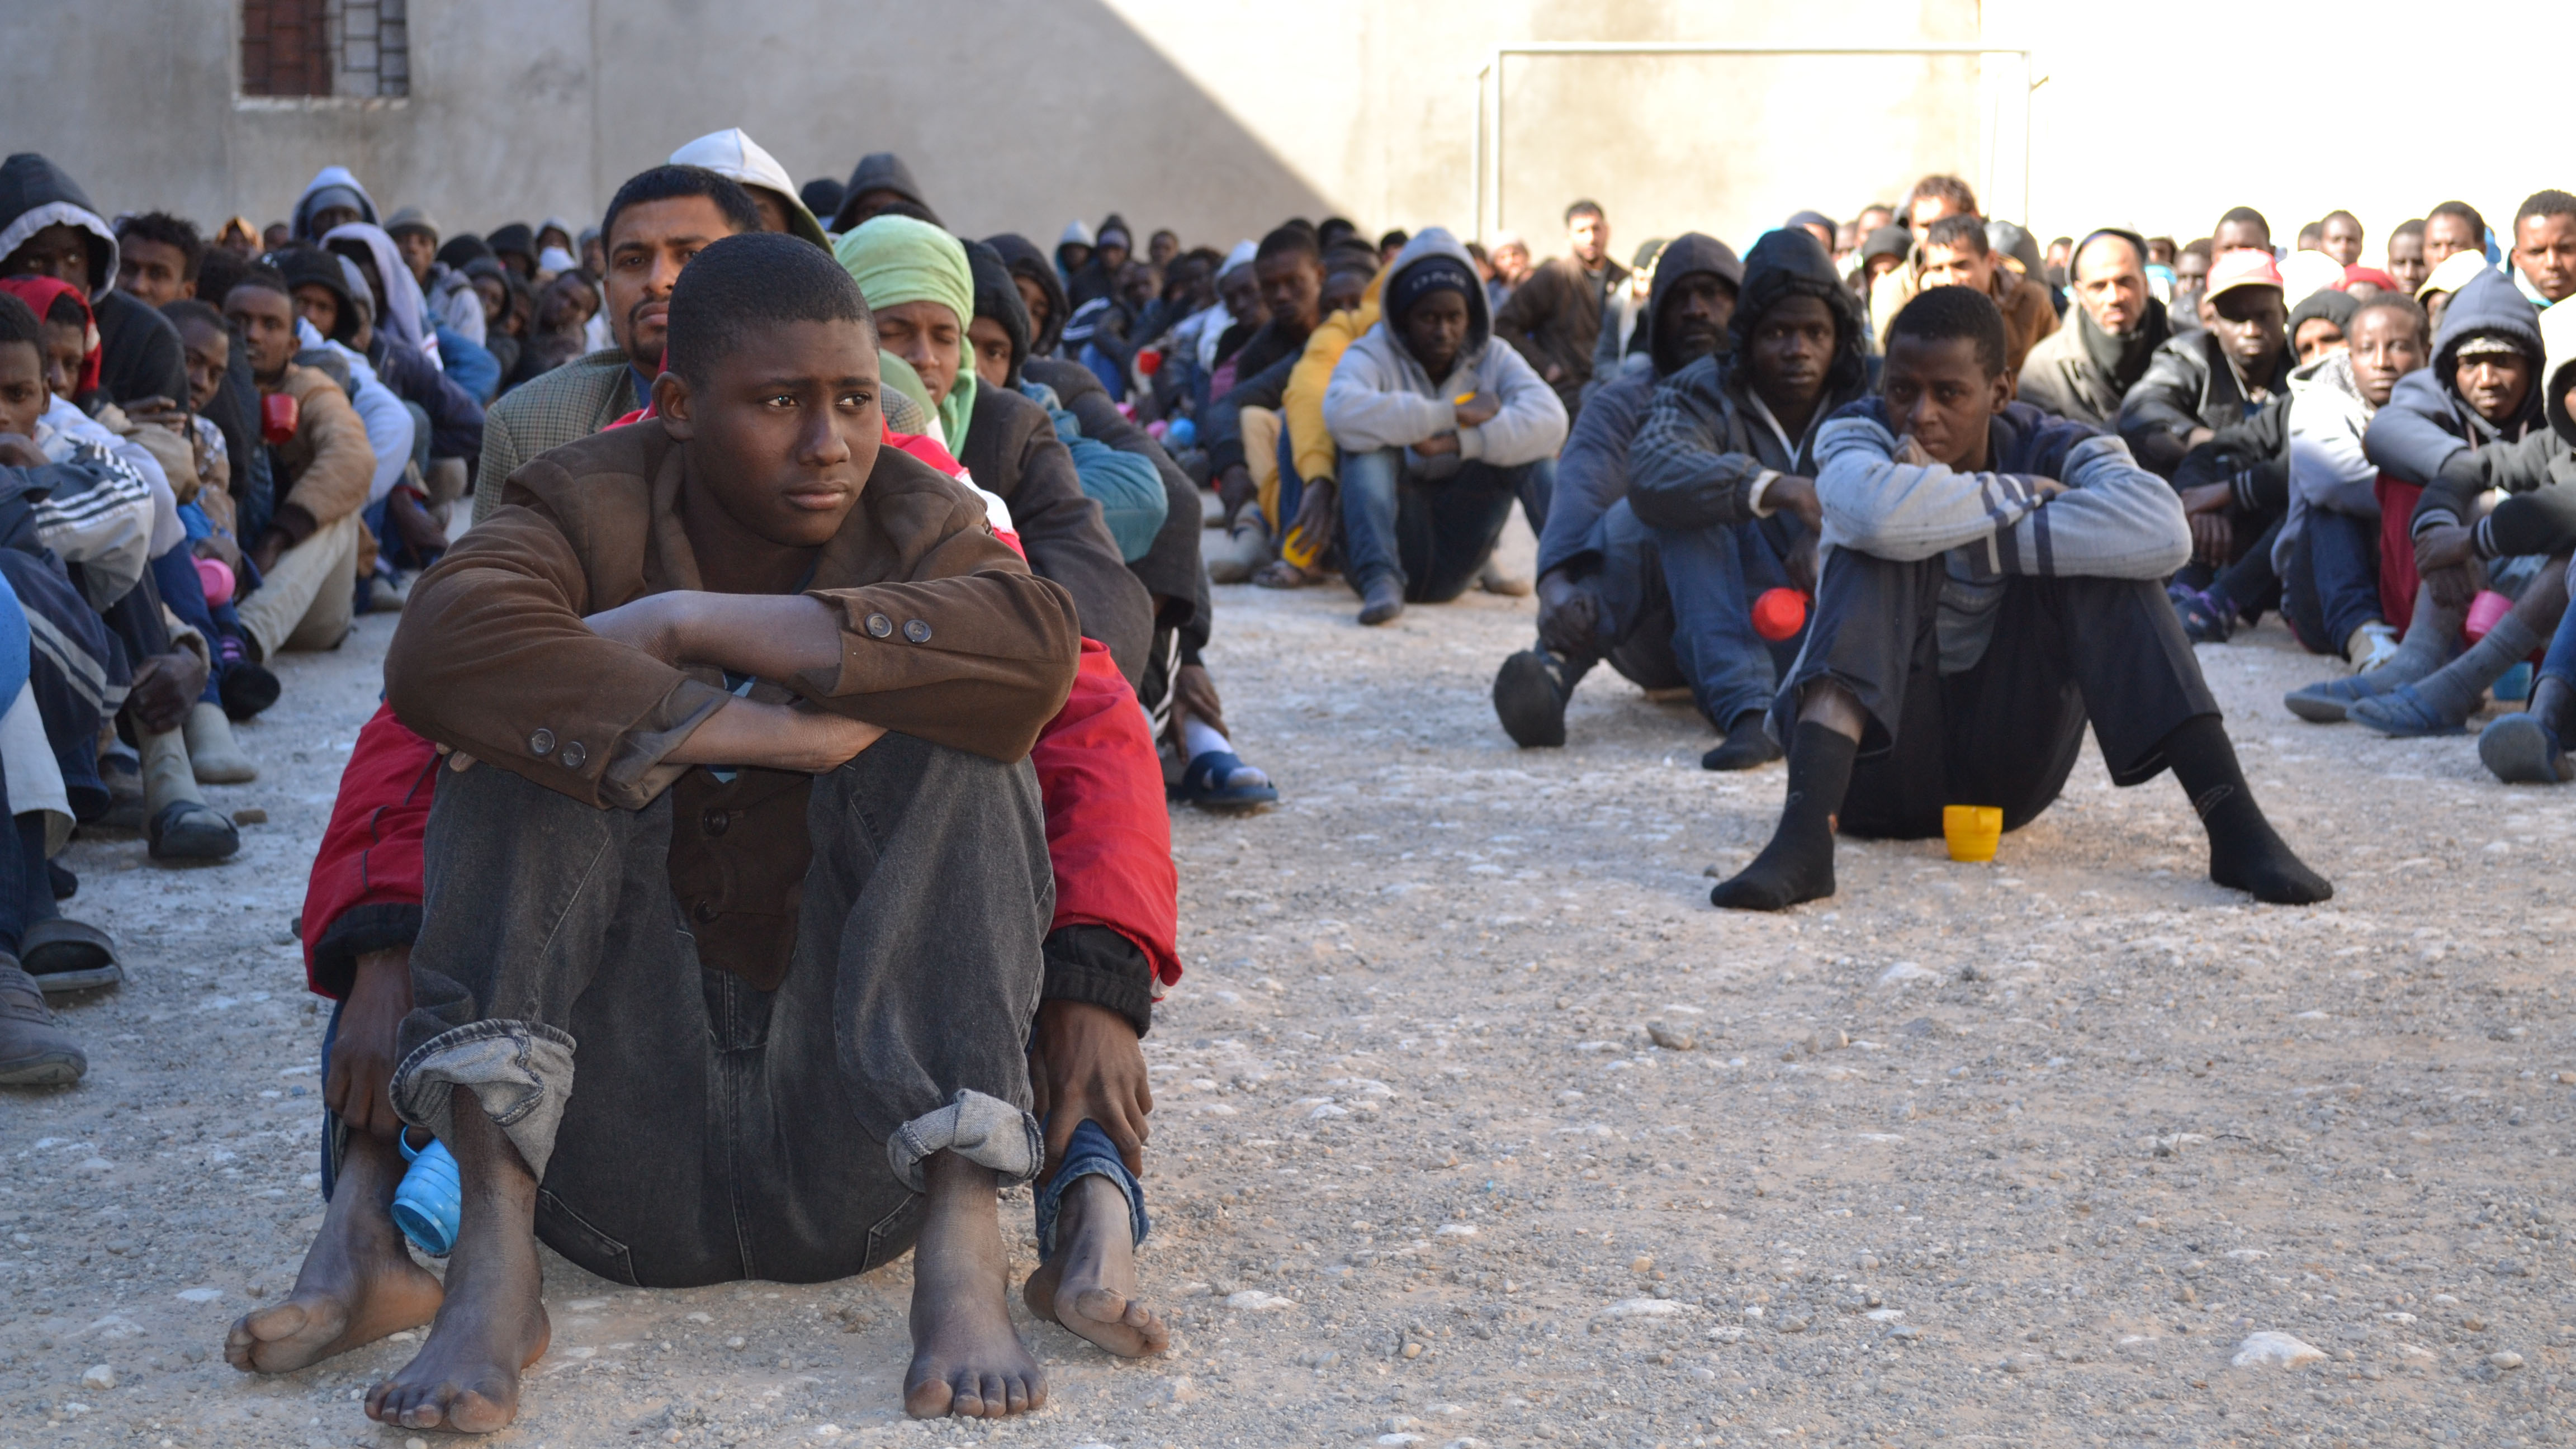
[390,732,1054,1287]
[1338,447,1527,603]
[1033,1117,1149,1259]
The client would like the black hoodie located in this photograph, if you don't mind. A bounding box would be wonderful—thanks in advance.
[1535,231,1744,577]
[1067,212,1131,309]
[831,153,936,231]
[984,233,1073,357]
[0,153,188,407]
[1626,228,1873,537]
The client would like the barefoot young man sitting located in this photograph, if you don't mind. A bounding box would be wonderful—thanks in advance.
[343,232,1079,1431]
[1710,287,2332,912]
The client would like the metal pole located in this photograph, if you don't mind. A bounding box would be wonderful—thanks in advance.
[1474,60,1489,243]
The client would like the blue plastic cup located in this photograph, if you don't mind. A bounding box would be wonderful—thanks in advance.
[2496,662,2534,703]
[392,1134,460,1257]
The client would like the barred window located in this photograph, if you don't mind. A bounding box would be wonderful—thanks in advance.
[241,0,409,99]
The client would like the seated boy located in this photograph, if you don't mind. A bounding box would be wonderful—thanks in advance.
[219,267,376,662]
[1322,228,1568,625]
[1710,287,2331,912]
[305,233,1083,1432]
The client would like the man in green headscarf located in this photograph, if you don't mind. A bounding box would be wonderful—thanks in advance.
[835,217,1152,683]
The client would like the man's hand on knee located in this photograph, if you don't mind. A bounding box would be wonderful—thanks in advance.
[126,650,209,736]
[1027,1000,1150,1180]
[1535,570,1598,657]
[324,945,413,1139]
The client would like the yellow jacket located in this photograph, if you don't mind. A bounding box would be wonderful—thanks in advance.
[1283,263,1388,489]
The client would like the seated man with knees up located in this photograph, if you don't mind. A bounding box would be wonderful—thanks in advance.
[220,266,376,664]
[1492,231,1743,756]
[2288,270,2556,735]
[2277,294,2430,674]
[1710,287,2329,913]
[2120,248,2295,642]
[349,234,1084,1432]
[1323,228,1567,626]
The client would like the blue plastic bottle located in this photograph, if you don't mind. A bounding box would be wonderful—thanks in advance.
[391,1133,460,1257]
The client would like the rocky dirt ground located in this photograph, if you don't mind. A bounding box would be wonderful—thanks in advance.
[4,513,2574,1449]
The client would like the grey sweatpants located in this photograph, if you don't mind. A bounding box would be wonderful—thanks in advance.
[390,733,1054,1287]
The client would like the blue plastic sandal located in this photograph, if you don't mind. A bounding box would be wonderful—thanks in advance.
[1178,750,1278,813]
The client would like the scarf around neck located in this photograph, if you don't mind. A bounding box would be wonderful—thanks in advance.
[2076,293,2171,397]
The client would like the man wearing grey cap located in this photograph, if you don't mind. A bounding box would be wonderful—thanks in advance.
[384,205,485,347]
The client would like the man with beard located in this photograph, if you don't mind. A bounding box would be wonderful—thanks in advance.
[1490,232,1747,755]
[2016,228,2171,427]
[472,165,761,524]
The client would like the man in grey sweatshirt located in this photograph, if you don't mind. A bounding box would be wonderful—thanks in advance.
[1711,287,2331,912]
[1323,229,1568,625]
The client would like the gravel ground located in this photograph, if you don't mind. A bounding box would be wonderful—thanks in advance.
[4,512,2574,1449]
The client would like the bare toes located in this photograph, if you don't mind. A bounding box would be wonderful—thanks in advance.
[1069,1286,1130,1324]
[903,1375,954,1419]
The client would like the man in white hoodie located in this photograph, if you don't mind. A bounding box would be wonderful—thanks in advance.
[1322,229,1567,624]
[667,130,832,252]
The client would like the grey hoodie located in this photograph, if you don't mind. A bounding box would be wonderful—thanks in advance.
[1322,228,1567,471]
[291,165,380,242]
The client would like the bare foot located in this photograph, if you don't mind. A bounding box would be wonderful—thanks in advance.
[366,1094,550,1434]
[1024,1173,1168,1357]
[227,1131,444,1373]
[905,1151,1046,1418]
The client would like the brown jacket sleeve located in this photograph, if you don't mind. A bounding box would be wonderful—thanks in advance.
[277,368,376,532]
[384,449,1081,810]
[788,485,1084,757]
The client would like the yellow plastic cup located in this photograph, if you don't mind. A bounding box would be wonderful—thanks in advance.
[1943,805,2002,863]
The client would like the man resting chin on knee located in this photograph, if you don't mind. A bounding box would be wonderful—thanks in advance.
[358,233,1086,1432]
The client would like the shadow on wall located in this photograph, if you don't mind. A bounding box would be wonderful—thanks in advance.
[595,0,1335,244]
[1493,50,1982,253]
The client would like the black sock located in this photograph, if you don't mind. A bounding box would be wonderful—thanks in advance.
[1711,723,1854,911]
[2158,716,2333,905]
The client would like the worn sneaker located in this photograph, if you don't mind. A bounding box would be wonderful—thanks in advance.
[0,959,85,1086]
[1206,506,1271,585]
[1701,711,1784,771]
[2284,670,2405,723]
[2479,713,2573,784]
[1493,646,1591,747]
[1356,574,1405,627]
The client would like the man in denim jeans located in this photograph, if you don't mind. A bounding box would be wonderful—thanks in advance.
[1322,228,1568,625]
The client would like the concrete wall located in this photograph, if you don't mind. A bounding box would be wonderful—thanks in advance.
[23,0,2556,277]
[1,0,1982,258]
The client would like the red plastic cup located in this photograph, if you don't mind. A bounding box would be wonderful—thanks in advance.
[260,391,299,444]
[2464,589,2513,645]
[1135,347,1162,376]
[1753,588,1808,642]
[193,556,234,607]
